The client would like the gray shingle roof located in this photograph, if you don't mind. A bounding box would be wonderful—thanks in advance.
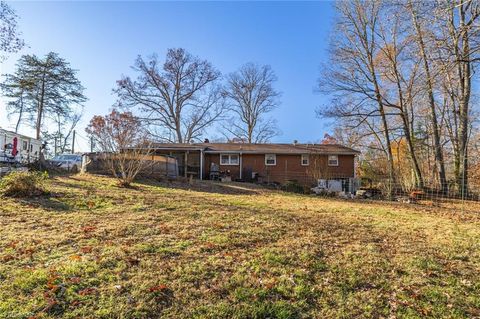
[151,143,360,155]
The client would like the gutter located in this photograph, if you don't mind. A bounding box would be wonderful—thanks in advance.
[203,150,360,155]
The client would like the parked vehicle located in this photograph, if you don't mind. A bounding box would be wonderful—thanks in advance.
[49,154,82,172]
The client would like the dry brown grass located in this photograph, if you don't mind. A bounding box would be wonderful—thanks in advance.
[0,174,479,318]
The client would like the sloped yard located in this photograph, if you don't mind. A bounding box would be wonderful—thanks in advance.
[1,174,479,318]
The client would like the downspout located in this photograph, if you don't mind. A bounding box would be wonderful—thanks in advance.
[353,154,358,193]
[354,154,357,179]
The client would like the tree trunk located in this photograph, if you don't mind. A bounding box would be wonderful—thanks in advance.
[457,3,471,196]
[390,55,424,189]
[35,71,46,140]
[15,91,24,133]
[409,1,447,193]
[401,114,424,188]
[378,99,395,186]
[176,121,183,143]
[369,59,395,186]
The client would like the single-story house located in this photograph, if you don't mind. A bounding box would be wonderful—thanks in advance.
[150,142,360,188]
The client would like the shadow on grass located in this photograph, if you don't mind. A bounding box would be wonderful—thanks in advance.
[50,179,91,191]
[56,173,266,196]
[136,178,266,196]
[16,193,72,211]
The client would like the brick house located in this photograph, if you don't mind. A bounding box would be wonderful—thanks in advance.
[150,142,360,187]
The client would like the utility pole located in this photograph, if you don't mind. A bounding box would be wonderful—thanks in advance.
[54,137,57,156]
[72,130,76,154]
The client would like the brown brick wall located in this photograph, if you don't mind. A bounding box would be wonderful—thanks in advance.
[204,153,355,186]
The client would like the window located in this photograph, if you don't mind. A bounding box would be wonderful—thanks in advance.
[265,154,276,166]
[220,154,239,165]
[328,155,339,166]
[301,154,309,166]
[22,141,28,151]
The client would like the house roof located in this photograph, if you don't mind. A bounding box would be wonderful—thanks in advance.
[150,143,360,155]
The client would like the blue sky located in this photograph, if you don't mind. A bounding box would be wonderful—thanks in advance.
[0,1,335,151]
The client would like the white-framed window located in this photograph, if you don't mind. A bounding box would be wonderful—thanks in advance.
[22,140,28,151]
[301,154,309,166]
[220,154,239,165]
[265,154,276,166]
[328,155,339,166]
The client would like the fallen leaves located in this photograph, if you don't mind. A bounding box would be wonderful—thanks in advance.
[80,246,93,254]
[81,225,96,233]
[78,287,97,296]
[1,174,479,318]
[149,284,169,293]
[69,255,82,261]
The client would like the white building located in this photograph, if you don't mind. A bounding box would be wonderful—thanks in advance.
[0,128,43,164]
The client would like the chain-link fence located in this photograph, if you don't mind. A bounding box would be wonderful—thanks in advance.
[241,164,480,213]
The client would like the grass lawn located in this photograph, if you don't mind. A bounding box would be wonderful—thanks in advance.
[1,174,480,318]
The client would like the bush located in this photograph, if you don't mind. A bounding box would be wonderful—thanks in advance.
[0,171,49,197]
[283,180,305,194]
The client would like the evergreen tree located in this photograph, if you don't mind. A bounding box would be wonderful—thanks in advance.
[1,52,87,139]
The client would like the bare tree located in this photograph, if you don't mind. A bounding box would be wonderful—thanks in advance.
[86,110,152,187]
[436,0,480,193]
[43,106,83,154]
[223,63,280,143]
[0,1,24,61]
[318,0,396,185]
[115,48,224,143]
[374,4,425,188]
[318,0,480,196]
[306,155,332,182]
[407,0,448,192]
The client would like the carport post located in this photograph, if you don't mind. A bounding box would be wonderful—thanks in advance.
[184,151,188,178]
[200,150,203,180]
[239,153,243,180]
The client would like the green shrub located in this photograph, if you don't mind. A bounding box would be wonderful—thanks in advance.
[0,171,49,197]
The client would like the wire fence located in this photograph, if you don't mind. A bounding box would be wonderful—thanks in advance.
[217,167,480,213]
[352,169,480,214]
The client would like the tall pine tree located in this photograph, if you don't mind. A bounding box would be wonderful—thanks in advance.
[1,52,86,140]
